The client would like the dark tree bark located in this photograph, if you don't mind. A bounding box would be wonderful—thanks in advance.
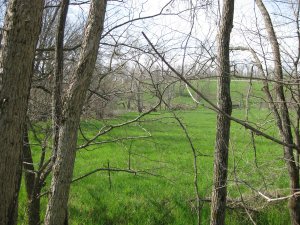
[210,0,234,225]
[0,1,44,224]
[256,1,300,224]
[23,127,42,225]
[44,1,107,224]
[52,0,69,162]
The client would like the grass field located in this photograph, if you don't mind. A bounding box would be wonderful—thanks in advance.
[18,80,292,224]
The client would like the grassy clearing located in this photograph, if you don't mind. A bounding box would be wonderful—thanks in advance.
[19,110,290,224]
[18,80,292,224]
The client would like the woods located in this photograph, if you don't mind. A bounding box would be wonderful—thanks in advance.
[1,0,300,224]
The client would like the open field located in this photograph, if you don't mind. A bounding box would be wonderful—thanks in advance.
[138,79,268,111]
[18,80,292,224]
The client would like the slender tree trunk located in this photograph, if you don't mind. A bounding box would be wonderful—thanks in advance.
[23,126,35,201]
[51,1,70,223]
[23,126,42,225]
[0,1,44,224]
[27,195,41,225]
[52,0,69,162]
[136,80,143,113]
[256,1,300,224]
[210,1,234,225]
[27,179,42,225]
[294,0,300,175]
[44,1,107,224]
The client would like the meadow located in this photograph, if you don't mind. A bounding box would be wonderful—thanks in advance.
[19,80,292,224]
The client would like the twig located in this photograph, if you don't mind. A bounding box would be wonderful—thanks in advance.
[77,100,161,149]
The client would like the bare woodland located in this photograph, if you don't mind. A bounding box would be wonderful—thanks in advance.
[1,0,300,224]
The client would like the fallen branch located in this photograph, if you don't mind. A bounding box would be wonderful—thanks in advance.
[257,191,300,203]
[72,167,137,183]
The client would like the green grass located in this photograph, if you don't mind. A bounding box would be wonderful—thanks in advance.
[19,108,291,225]
[140,79,268,112]
[18,79,293,224]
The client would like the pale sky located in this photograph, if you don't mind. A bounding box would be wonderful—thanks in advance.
[1,0,296,73]
[52,0,300,74]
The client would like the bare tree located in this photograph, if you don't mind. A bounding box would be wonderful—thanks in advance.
[21,1,70,224]
[209,0,234,224]
[23,121,52,225]
[0,1,44,224]
[44,0,107,224]
[255,0,300,224]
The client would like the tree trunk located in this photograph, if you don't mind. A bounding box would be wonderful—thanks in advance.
[44,1,107,224]
[136,80,143,113]
[50,1,70,223]
[27,195,41,225]
[23,126,41,225]
[256,1,300,224]
[52,0,69,162]
[0,1,44,224]
[210,1,234,225]
[23,125,44,225]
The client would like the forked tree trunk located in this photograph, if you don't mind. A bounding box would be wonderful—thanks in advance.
[210,0,234,225]
[0,1,44,224]
[44,1,107,224]
[255,1,300,224]
[23,3,69,223]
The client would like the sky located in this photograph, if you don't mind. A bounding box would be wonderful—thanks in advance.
[93,0,299,73]
[1,0,298,74]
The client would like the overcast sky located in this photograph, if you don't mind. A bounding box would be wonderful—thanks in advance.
[42,0,300,73]
[1,0,297,73]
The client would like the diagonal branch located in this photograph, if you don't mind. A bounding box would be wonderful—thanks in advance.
[142,31,299,151]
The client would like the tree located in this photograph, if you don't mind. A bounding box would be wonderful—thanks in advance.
[255,0,300,224]
[210,0,234,224]
[0,1,44,224]
[44,0,108,224]
[21,1,70,224]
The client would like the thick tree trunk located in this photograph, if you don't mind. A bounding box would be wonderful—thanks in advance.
[256,1,300,224]
[210,1,234,225]
[44,1,107,224]
[0,1,44,224]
